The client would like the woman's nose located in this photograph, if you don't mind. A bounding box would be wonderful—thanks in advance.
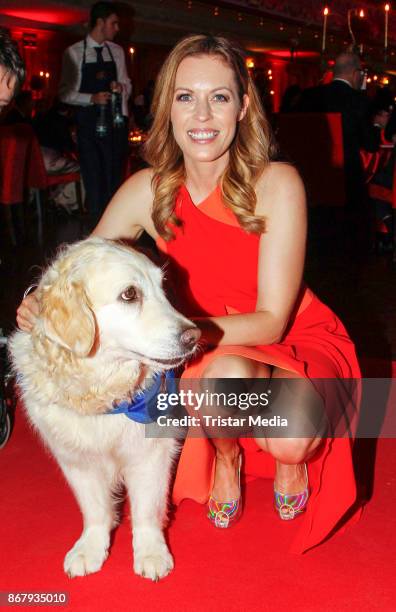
[194,98,212,121]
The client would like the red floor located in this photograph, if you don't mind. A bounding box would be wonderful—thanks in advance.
[1,396,395,612]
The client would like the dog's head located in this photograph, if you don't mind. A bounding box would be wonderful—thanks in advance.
[36,237,200,366]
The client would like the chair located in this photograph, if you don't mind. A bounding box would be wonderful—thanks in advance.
[277,113,346,207]
[26,130,84,244]
[365,147,396,260]
[0,123,84,245]
[0,123,33,245]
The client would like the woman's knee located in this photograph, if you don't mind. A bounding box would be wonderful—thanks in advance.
[265,436,322,464]
[203,355,270,379]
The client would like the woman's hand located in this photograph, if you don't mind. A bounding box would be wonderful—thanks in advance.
[16,292,39,332]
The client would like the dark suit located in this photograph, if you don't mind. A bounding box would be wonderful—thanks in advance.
[296,79,379,208]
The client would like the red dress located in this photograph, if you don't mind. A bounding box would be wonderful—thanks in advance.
[157,184,361,554]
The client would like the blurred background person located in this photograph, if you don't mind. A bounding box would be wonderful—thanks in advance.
[0,28,25,115]
[59,1,131,222]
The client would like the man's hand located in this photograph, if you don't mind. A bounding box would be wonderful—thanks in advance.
[91,91,111,105]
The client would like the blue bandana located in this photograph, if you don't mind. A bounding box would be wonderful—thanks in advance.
[109,369,177,424]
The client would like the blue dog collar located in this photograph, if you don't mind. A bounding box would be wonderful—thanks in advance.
[109,369,177,424]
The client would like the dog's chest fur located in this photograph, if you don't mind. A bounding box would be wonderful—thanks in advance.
[10,331,162,457]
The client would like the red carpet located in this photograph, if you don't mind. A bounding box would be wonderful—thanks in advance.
[1,362,395,611]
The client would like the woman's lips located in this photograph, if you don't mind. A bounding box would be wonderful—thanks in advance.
[187,129,220,143]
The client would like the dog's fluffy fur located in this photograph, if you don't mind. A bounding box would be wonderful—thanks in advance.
[10,237,200,580]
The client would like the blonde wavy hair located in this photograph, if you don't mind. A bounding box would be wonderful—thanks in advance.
[144,34,277,240]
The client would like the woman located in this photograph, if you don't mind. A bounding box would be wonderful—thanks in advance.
[18,35,361,553]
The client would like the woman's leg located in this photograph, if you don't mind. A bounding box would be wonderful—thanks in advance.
[200,356,328,501]
[255,367,328,494]
[201,355,271,501]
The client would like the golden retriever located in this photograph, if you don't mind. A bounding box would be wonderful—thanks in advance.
[10,237,200,580]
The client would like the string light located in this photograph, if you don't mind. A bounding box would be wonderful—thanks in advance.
[237,12,243,21]
[279,23,284,31]
[259,18,264,26]
[373,74,378,80]
[270,90,275,95]
[359,9,364,18]
[246,58,255,68]
[39,71,44,77]
[268,69,272,75]
[129,47,135,54]
[214,6,219,16]
[45,72,49,78]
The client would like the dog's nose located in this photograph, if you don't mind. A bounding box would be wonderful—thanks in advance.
[180,327,201,350]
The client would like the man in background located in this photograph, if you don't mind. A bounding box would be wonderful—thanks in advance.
[297,52,380,210]
[59,1,131,221]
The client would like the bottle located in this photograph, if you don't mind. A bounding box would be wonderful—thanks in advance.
[95,104,108,137]
[112,91,124,127]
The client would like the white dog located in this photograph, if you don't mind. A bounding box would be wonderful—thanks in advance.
[10,237,200,580]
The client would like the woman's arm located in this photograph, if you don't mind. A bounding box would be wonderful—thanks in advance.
[197,163,307,346]
[92,168,155,240]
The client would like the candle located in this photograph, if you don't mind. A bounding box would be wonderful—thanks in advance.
[322,7,329,52]
[385,4,390,50]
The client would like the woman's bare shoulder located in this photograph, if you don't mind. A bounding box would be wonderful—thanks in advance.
[118,167,154,200]
[255,162,306,216]
[257,161,303,189]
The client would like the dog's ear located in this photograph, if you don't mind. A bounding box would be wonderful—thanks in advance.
[40,280,96,357]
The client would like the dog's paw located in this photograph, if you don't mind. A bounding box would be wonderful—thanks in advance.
[64,535,109,578]
[134,544,174,581]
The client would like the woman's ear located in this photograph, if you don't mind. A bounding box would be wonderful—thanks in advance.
[238,94,250,121]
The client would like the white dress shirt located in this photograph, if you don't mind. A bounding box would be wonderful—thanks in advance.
[59,35,132,116]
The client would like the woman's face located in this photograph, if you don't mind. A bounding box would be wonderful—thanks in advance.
[170,55,248,166]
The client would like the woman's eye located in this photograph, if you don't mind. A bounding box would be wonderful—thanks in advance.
[213,93,229,102]
[176,93,192,102]
[120,286,138,302]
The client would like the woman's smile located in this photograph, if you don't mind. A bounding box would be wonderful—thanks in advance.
[187,129,220,144]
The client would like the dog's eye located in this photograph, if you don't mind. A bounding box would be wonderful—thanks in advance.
[120,286,138,302]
